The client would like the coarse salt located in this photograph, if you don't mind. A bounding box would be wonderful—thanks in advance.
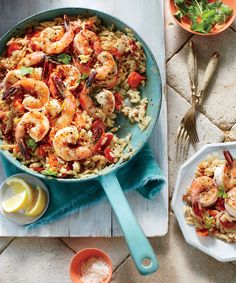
[80,257,110,283]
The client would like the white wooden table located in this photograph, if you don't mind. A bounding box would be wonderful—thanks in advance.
[0,0,168,237]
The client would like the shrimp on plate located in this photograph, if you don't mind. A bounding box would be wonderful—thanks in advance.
[15,111,50,159]
[188,176,219,217]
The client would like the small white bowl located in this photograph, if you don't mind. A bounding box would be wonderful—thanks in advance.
[172,142,236,262]
[0,173,50,225]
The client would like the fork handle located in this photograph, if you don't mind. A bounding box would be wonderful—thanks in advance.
[196,51,220,104]
[187,40,197,99]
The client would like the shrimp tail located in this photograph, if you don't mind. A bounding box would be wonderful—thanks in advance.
[2,86,21,101]
[64,15,70,31]
[52,75,66,99]
[86,70,97,88]
[223,150,234,168]
[17,137,30,160]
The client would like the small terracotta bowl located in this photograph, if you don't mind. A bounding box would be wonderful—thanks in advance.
[169,0,236,36]
[70,248,113,283]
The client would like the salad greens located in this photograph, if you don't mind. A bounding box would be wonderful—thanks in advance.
[174,0,233,33]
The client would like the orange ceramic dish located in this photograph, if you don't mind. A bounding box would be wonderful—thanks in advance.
[70,248,112,283]
[169,0,236,36]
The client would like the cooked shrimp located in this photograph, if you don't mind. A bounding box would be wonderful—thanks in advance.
[189,176,219,217]
[4,78,50,111]
[18,51,45,67]
[223,151,236,189]
[38,15,74,55]
[2,68,43,91]
[48,64,81,97]
[2,70,22,91]
[54,90,76,130]
[15,111,50,159]
[73,29,101,56]
[43,98,62,118]
[94,51,117,81]
[53,126,94,161]
[80,72,115,117]
[95,89,115,116]
[225,187,236,218]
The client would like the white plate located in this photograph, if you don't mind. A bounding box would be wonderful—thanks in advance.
[172,142,236,262]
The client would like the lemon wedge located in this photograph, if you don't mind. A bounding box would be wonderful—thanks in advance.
[6,177,34,205]
[25,186,46,217]
[2,191,28,213]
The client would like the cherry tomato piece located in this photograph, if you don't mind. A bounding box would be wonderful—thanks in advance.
[92,119,106,140]
[196,228,209,237]
[114,92,124,111]
[127,71,145,88]
[7,43,21,57]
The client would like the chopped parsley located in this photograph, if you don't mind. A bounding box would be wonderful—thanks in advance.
[217,185,228,199]
[57,53,72,64]
[26,138,37,151]
[77,73,88,84]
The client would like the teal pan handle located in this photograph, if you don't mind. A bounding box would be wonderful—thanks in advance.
[99,173,159,275]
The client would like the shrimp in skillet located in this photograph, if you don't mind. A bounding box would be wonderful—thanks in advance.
[15,111,50,159]
[38,15,74,55]
[3,78,50,111]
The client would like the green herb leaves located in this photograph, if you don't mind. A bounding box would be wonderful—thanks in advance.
[174,0,233,34]
[217,185,228,199]
[26,138,37,151]
[55,53,72,64]
[77,73,88,84]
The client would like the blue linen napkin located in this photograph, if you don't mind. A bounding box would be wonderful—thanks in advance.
[1,143,166,228]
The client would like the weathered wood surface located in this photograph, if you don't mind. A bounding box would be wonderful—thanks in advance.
[0,0,168,237]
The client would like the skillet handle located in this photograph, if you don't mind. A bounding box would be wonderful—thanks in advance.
[99,173,159,275]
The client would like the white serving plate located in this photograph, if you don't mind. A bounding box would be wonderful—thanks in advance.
[172,142,236,262]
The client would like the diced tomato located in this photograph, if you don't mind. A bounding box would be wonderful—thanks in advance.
[37,144,50,157]
[33,167,43,172]
[196,228,209,237]
[110,47,122,58]
[208,210,219,218]
[114,92,124,111]
[94,133,114,153]
[127,71,145,88]
[7,43,21,57]
[92,119,106,140]
[220,220,236,229]
[13,98,24,113]
[192,202,203,218]
[215,198,225,211]
[104,147,115,163]
[48,153,58,170]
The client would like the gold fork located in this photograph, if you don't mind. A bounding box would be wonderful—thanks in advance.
[176,46,220,158]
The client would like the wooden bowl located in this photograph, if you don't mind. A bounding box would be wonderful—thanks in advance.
[69,248,113,283]
[169,0,236,36]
